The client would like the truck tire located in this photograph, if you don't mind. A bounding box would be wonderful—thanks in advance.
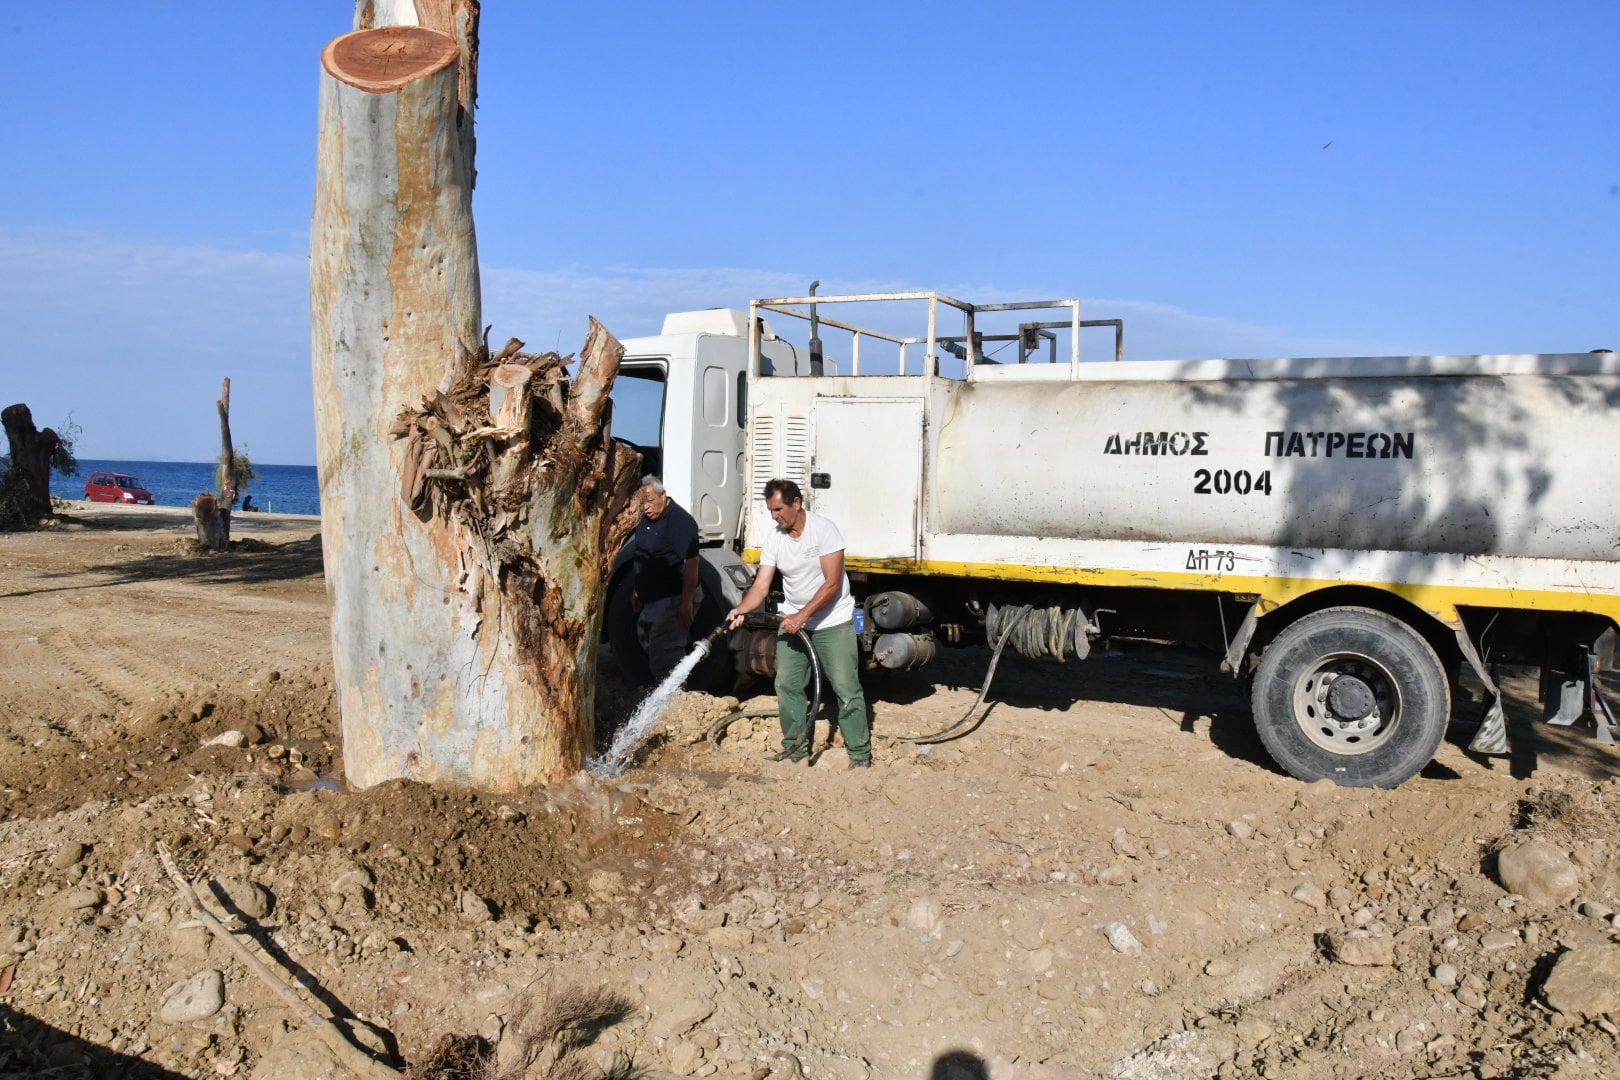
[1251,606,1450,788]
[604,573,734,692]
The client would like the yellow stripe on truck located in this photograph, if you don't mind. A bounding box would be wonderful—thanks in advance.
[735,549,1620,629]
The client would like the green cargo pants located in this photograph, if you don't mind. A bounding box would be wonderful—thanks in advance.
[776,621,870,762]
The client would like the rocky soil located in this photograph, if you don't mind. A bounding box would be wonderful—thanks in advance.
[2,504,1619,1079]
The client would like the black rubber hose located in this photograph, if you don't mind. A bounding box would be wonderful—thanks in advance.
[704,627,821,764]
[897,604,1030,745]
[708,609,1029,755]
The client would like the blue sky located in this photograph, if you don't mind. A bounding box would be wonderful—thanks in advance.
[2,1,1616,465]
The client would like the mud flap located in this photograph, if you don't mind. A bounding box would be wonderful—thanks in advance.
[1467,695,1509,755]
[1454,625,1510,757]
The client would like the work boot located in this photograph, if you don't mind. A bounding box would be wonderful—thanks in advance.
[772,746,808,763]
[849,757,871,769]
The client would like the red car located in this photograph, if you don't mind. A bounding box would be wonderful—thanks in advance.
[84,471,155,504]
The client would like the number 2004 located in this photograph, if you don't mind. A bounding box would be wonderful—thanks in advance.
[1193,469,1272,495]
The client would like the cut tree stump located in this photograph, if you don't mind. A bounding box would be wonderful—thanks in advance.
[311,5,639,790]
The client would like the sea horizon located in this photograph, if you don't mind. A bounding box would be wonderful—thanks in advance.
[52,458,321,516]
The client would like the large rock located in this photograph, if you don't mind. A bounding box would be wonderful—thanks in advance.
[249,1031,355,1080]
[1542,944,1620,1020]
[160,969,225,1023]
[212,876,273,920]
[1496,839,1580,906]
[1319,928,1395,966]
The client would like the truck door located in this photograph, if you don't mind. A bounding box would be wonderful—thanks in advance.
[809,397,924,560]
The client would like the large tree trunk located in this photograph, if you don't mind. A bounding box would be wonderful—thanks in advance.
[1,404,60,523]
[311,5,639,790]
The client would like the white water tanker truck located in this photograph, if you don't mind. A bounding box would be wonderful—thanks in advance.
[604,290,1620,788]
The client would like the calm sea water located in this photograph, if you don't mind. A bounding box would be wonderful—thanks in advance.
[52,460,321,516]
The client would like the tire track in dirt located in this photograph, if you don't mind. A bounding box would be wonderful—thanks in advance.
[40,628,137,712]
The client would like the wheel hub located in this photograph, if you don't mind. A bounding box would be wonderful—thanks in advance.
[1326,674,1377,723]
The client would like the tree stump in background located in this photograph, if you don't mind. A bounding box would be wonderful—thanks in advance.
[1,404,61,523]
[311,4,639,791]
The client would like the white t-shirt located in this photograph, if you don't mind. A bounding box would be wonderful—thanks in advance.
[760,511,855,630]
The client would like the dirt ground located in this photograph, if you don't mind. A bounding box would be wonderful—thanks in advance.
[3,504,1620,1079]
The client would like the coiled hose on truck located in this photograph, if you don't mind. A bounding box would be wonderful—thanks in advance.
[986,601,1091,661]
[707,606,1038,752]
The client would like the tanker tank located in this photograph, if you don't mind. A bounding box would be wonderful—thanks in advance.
[934,355,1620,563]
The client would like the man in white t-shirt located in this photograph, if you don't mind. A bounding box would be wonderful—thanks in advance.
[726,478,871,767]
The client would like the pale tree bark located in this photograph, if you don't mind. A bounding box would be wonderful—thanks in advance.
[311,3,640,790]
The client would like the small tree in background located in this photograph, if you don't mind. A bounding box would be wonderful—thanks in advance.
[217,445,257,509]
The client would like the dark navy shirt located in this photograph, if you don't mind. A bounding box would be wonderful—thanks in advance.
[633,500,700,602]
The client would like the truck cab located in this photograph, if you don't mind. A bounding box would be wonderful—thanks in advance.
[604,309,817,683]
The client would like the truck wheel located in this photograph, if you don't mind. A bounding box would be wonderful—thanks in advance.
[1251,606,1450,788]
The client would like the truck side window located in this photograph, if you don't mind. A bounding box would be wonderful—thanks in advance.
[608,364,667,455]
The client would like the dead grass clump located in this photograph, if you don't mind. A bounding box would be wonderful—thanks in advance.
[1515,782,1611,848]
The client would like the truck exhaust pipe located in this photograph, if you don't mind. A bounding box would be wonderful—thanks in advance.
[808,279,824,376]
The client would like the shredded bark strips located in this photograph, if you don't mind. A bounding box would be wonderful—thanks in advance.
[390,318,641,644]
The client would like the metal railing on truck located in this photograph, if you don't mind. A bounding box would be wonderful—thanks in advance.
[746,291,1123,379]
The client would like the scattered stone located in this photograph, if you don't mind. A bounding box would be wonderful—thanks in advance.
[160,969,225,1023]
[1226,821,1254,840]
[212,877,272,921]
[1455,985,1487,1011]
[666,1036,703,1075]
[1542,944,1620,1021]
[1579,900,1614,922]
[1457,912,1486,932]
[50,842,86,870]
[1204,958,1235,977]
[202,730,248,749]
[458,890,495,922]
[64,888,104,911]
[585,870,625,898]
[1319,928,1395,967]
[1395,1025,1426,1054]
[1496,839,1580,907]
[1098,863,1131,887]
[1106,922,1144,957]
[1425,903,1457,931]
[248,1030,346,1080]
[901,896,943,935]
[652,999,714,1040]
[708,925,754,948]
[1480,930,1518,952]
[1290,883,1327,912]
[1433,962,1459,987]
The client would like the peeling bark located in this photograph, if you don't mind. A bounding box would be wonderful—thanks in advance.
[311,8,635,790]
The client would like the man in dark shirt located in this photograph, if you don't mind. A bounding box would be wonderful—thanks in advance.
[632,475,701,679]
